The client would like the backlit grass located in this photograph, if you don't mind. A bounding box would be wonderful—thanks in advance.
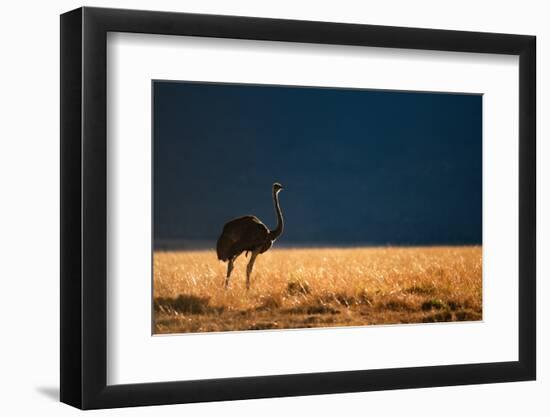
[153,246,482,334]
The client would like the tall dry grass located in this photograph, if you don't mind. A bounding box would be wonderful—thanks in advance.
[153,246,482,334]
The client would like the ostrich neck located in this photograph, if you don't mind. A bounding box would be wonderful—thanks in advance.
[269,190,284,240]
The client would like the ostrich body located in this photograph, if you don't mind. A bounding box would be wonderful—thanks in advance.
[216,183,284,289]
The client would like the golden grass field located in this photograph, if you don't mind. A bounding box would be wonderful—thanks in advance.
[153,246,482,334]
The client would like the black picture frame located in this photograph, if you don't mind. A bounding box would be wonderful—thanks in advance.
[60,6,536,410]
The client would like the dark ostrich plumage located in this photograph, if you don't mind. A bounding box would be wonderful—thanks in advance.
[216,215,272,261]
[216,182,284,289]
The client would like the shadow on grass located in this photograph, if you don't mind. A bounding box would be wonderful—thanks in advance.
[154,294,224,315]
[283,303,340,315]
[404,283,437,295]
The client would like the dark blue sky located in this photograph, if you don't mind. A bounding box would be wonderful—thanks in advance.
[153,81,482,246]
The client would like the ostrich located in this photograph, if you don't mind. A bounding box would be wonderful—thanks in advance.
[216,182,284,289]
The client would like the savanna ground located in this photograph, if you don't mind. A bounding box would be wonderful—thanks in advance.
[153,246,482,334]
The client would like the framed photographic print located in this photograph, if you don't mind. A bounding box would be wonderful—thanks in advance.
[60,6,536,409]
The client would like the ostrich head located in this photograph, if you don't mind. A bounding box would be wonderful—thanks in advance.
[273,182,284,193]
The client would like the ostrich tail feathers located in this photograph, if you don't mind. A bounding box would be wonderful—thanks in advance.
[216,234,234,261]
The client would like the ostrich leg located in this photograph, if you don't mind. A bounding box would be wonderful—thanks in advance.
[246,250,260,290]
[225,257,235,288]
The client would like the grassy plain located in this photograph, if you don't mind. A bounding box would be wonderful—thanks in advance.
[153,246,482,334]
